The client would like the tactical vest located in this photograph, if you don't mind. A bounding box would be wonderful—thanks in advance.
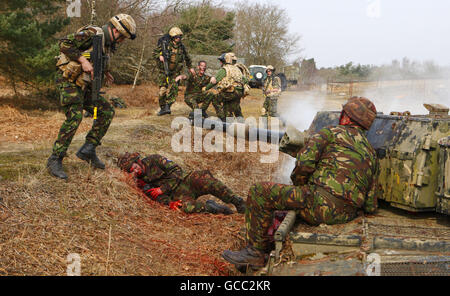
[217,64,244,93]
[167,43,186,74]
[264,76,281,98]
[56,26,108,88]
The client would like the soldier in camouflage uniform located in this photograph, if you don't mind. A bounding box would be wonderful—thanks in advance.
[184,61,213,119]
[223,97,380,270]
[47,14,137,180]
[203,53,245,121]
[117,153,246,215]
[153,27,195,116]
[262,65,281,117]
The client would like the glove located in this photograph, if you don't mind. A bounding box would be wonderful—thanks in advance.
[145,187,163,200]
[169,200,183,210]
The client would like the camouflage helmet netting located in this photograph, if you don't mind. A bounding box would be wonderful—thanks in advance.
[343,97,377,130]
[117,152,141,172]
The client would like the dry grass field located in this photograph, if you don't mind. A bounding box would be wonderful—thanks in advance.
[2,78,447,275]
[0,82,286,276]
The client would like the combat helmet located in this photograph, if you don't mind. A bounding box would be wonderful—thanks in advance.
[110,14,137,40]
[218,53,235,64]
[117,152,141,172]
[169,27,183,38]
[342,96,377,130]
[266,65,276,73]
[227,52,238,64]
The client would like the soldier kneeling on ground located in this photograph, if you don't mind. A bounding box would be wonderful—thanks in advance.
[118,153,246,215]
[222,97,380,271]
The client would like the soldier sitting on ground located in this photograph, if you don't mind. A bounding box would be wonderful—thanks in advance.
[222,97,380,271]
[118,153,246,215]
[184,60,213,120]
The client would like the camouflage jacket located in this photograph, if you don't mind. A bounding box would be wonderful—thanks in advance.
[153,37,192,75]
[139,154,189,195]
[291,125,379,213]
[263,75,281,98]
[58,25,112,72]
[185,70,211,96]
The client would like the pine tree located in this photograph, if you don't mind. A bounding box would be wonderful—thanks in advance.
[0,0,69,93]
[176,4,235,55]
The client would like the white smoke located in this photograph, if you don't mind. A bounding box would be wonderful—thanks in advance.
[273,90,336,184]
[361,79,450,115]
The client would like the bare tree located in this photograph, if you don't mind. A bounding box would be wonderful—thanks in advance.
[234,1,301,69]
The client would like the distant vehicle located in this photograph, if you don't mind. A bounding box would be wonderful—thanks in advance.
[249,65,288,91]
[249,65,267,88]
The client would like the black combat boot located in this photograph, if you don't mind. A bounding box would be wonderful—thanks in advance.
[188,111,195,120]
[205,200,233,215]
[157,104,171,116]
[230,195,246,214]
[222,245,266,271]
[76,142,105,169]
[47,153,68,180]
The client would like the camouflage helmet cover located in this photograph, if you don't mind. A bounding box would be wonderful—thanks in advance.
[169,27,183,37]
[221,52,236,64]
[110,14,137,40]
[266,65,276,73]
[342,97,377,130]
[117,152,141,172]
[227,52,238,63]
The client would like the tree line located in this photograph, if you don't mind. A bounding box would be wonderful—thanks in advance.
[297,57,448,86]
[0,0,301,98]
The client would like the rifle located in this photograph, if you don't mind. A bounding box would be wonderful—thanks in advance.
[158,35,171,84]
[91,34,104,121]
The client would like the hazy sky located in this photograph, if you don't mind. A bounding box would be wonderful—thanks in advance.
[228,0,450,68]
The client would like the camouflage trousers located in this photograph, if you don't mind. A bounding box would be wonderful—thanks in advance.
[212,90,243,119]
[262,96,279,117]
[52,75,115,156]
[246,182,359,252]
[158,73,179,107]
[173,170,236,214]
[184,92,214,111]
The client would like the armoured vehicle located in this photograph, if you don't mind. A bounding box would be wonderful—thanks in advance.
[265,103,450,276]
[196,103,450,275]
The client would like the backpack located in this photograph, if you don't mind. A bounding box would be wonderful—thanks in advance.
[236,63,251,97]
